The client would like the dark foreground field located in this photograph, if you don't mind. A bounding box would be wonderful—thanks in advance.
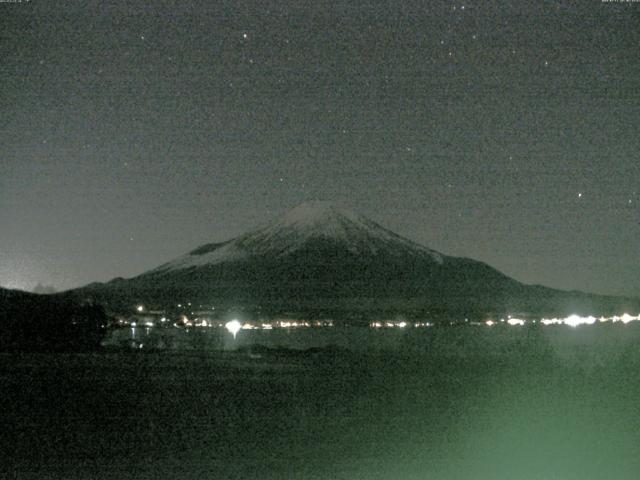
[3,328,640,479]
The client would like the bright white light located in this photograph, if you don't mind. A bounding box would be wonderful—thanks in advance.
[136,305,144,312]
[537,313,639,327]
[507,318,525,326]
[485,320,495,327]
[620,313,637,324]
[398,321,407,328]
[564,315,581,327]
[225,320,242,339]
[564,314,596,327]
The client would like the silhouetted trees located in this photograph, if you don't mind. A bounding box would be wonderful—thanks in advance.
[0,289,107,352]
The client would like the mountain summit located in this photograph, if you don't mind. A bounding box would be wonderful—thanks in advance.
[149,201,443,274]
[73,203,638,320]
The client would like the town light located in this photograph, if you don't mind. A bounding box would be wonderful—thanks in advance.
[225,319,242,339]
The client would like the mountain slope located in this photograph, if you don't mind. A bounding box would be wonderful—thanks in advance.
[71,202,639,319]
[147,202,444,274]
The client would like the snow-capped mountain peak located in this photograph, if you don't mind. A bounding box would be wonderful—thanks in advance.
[274,201,367,229]
[147,202,443,274]
[247,201,388,244]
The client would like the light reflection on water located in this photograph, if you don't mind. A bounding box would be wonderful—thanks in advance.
[106,325,412,351]
[10,323,640,480]
[95,323,640,480]
[104,322,640,360]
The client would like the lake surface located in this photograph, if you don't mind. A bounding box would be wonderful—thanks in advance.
[3,324,640,479]
[104,322,640,363]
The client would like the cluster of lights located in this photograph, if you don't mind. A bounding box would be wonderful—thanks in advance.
[484,313,640,328]
[370,321,433,328]
[222,319,308,338]
[551,313,639,326]
[125,304,639,332]
[170,319,334,330]
[277,321,308,328]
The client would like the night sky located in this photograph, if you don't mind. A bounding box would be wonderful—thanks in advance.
[1,1,638,297]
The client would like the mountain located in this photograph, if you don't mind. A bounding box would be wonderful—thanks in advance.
[69,202,639,321]
[149,201,445,274]
[0,287,107,351]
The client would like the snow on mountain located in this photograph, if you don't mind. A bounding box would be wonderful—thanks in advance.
[74,202,640,319]
[148,202,443,274]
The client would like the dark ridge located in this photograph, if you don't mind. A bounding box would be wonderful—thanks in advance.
[0,287,107,352]
[189,240,232,256]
